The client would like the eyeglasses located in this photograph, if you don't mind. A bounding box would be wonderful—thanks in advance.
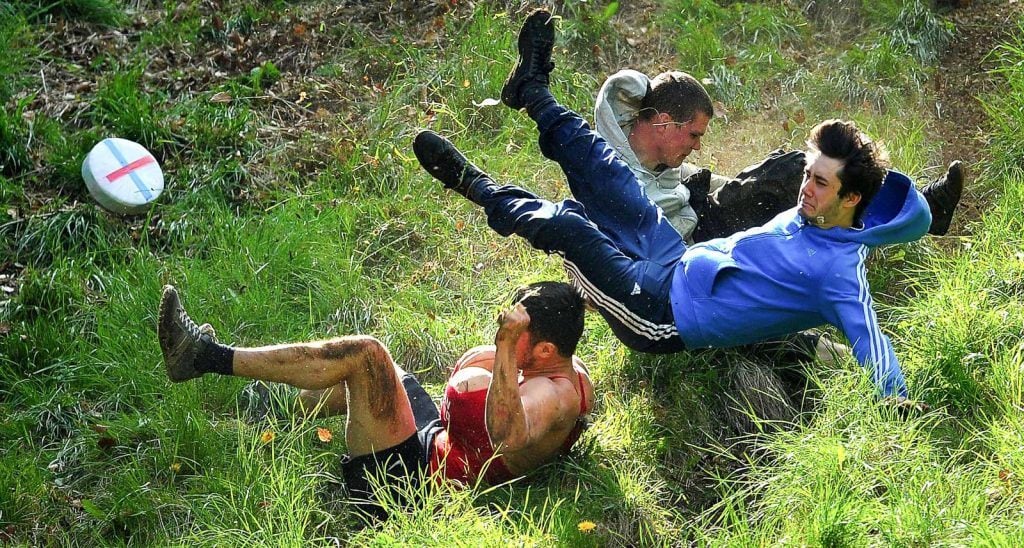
[638,108,692,128]
[650,119,693,128]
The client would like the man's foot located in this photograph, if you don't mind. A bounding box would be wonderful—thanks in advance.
[922,160,964,236]
[158,285,214,382]
[413,130,485,198]
[501,9,555,110]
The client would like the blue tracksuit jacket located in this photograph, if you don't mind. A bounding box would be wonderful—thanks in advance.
[670,171,931,397]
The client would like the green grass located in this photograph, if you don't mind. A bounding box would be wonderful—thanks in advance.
[12,0,123,26]
[985,21,1024,172]
[2,0,1022,544]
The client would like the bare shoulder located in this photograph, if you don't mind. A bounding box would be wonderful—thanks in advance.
[572,358,596,414]
[455,345,496,369]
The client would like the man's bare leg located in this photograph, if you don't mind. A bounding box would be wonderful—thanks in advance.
[232,337,416,455]
[298,387,348,416]
[158,285,416,456]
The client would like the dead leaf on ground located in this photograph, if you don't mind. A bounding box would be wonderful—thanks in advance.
[316,427,333,443]
[210,91,233,104]
[97,436,116,451]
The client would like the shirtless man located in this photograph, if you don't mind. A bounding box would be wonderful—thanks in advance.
[156,281,593,520]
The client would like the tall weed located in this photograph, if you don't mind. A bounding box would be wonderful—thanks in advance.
[91,68,174,152]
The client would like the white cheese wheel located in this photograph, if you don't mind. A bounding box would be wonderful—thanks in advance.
[82,138,164,214]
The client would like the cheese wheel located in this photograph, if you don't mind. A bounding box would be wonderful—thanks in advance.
[82,138,163,214]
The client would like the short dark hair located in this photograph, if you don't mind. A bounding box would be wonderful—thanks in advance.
[806,119,889,221]
[638,71,714,124]
[512,281,585,357]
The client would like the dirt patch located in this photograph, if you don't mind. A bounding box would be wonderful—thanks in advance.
[930,0,1023,234]
[932,0,1022,167]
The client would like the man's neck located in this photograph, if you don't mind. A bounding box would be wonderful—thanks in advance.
[804,212,856,230]
[627,122,661,172]
[521,357,574,378]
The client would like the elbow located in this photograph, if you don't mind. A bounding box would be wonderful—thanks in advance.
[489,429,529,453]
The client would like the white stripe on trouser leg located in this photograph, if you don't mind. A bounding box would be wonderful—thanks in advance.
[560,258,678,341]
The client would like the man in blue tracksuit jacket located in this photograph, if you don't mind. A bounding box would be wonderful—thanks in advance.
[413,11,930,398]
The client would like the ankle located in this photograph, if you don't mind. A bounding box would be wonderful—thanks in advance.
[195,340,235,376]
[524,89,557,119]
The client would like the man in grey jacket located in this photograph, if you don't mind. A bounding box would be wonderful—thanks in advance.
[594,69,965,243]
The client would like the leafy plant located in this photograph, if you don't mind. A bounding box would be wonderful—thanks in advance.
[91,68,174,152]
[983,22,1024,172]
[0,9,34,102]
[14,0,124,26]
[0,95,32,176]
[248,61,281,92]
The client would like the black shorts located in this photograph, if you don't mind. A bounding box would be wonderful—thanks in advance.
[340,372,443,521]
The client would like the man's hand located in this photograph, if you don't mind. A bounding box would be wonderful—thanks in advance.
[885,396,931,419]
[496,303,531,343]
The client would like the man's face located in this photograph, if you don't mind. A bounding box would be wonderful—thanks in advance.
[656,112,710,168]
[515,331,538,371]
[798,150,855,227]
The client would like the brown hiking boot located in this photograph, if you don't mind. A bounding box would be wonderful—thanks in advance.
[158,285,213,382]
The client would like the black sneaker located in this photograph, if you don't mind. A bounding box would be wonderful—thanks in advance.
[501,9,555,110]
[158,285,213,382]
[413,130,486,198]
[923,160,964,236]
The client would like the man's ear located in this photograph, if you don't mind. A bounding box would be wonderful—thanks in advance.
[655,111,673,129]
[534,341,558,360]
[842,191,862,209]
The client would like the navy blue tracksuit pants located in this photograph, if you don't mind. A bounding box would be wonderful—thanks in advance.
[468,99,686,353]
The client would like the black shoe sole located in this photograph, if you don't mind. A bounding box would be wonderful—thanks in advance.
[501,10,555,110]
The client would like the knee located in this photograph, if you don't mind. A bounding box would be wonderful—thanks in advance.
[322,336,398,388]
[320,335,389,365]
[546,203,590,231]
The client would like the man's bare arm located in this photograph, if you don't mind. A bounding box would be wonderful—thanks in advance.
[485,304,533,451]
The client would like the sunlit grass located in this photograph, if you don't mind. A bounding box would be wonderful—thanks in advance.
[1,0,1022,545]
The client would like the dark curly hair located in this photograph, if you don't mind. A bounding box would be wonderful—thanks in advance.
[807,119,890,221]
[512,281,585,357]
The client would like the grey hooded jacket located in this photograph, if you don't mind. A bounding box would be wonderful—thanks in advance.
[594,69,727,242]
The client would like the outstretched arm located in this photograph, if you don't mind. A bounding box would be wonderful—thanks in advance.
[822,252,909,398]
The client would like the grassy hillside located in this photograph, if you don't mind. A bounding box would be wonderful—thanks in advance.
[1,0,1022,544]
